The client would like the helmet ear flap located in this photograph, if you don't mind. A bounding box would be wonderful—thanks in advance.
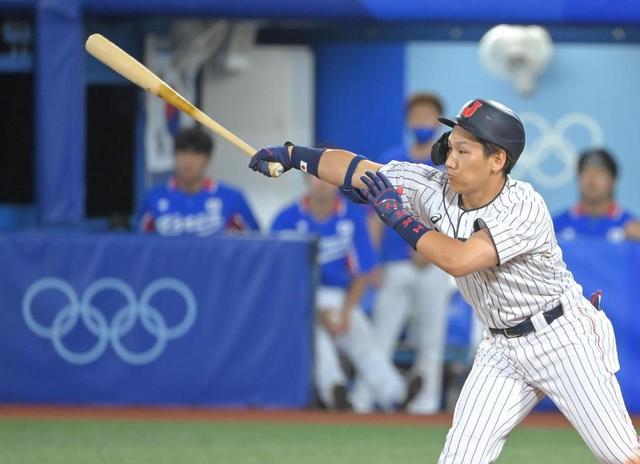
[431,131,451,165]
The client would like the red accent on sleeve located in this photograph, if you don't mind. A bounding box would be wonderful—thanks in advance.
[226,214,246,232]
[140,213,155,233]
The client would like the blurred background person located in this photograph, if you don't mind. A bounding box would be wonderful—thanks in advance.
[138,126,259,236]
[272,175,414,411]
[362,93,457,415]
[554,148,640,242]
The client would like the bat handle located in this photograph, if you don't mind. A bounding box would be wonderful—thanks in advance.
[263,141,294,177]
[269,162,284,177]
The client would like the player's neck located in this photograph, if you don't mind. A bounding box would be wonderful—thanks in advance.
[307,197,336,221]
[459,176,506,210]
[410,141,433,161]
[177,177,206,194]
[580,198,614,217]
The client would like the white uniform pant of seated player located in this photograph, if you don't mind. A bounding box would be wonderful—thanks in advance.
[438,287,640,464]
[314,287,407,410]
[351,261,456,414]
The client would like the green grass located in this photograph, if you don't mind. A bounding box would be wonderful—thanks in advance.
[0,419,595,464]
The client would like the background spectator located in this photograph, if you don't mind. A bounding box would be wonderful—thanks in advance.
[272,175,416,411]
[359,93,457,414]
[138,127,259,236]
[554,148,640,242]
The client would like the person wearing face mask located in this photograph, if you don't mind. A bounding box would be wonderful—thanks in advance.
[354,93,457,414]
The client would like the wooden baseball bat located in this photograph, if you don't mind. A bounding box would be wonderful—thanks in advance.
[85,33,284,178]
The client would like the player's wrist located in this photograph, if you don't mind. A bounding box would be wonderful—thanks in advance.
[290,145,325,177]
[391,213,431,250]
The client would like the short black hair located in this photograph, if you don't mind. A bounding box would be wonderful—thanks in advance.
[405,92,444,116]
[174,126,214,156]
[577,148,617,179]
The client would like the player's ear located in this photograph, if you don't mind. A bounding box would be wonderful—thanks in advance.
[492,149,507,174]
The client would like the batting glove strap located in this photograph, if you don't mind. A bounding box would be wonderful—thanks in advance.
[341,187,370,204]
[391,212,430,251]
[290,145,325,177]
[375,198,430,250]
[342,155,367,192]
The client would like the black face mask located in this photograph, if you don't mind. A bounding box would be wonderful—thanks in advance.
[431,131,451,165]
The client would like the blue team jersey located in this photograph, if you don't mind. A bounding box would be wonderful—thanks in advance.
[377,144,434,263]
[553,203,634,242]
[271,197,376,289]
[139,177,259,236]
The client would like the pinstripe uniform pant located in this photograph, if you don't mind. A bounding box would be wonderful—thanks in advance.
[439,293,640,464]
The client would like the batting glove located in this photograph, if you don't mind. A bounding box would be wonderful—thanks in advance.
[360,170,430,250]
[249,145,292,177]
[360,171,411,228]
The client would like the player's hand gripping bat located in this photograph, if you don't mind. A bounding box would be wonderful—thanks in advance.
[85,33,284,178]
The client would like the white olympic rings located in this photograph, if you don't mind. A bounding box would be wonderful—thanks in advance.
[22,277,197,365]
[517,112,604,188]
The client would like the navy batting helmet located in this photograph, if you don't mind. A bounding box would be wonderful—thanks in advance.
[431,99,526,170]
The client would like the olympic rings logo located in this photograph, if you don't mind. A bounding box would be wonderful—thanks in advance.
[516,112,604,188]
[22,277,197,365]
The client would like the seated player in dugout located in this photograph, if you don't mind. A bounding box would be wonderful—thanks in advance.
[356,92,456,415]
[271,175,420,412]
[554,147,640,241]
[139,127,259,236]
[249,99,640,464]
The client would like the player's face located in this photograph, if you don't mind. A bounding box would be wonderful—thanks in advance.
[406,103,440,129]
[307,175,338,202]
[579,166,614,203]
[445,126,496,194]
[174,150,209,184]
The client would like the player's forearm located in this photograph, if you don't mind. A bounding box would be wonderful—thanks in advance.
[415,231,495,277]
[284,146,381,189]
[342,275,367,314]
[318,149,382,190]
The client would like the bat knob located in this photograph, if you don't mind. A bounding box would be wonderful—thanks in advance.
[271,164,285,178]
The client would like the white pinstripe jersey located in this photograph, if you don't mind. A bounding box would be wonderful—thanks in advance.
[379,161,584,329]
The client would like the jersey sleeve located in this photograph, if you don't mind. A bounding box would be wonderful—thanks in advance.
[349,210,377,275]
[552,210,571,233]
[270,207,297,232]
[229,191,260,231]
[378,161,446,222]
[621,209,636,223]
[473,193,552,266]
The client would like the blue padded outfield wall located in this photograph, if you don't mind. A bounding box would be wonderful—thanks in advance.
[0,233,638,411]
[0,233,314,406]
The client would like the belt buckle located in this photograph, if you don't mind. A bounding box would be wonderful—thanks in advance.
[502,328,519,339]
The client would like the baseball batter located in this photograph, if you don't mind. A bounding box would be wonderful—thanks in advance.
[248,99,640,463]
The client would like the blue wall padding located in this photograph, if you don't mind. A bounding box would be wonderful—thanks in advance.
[0,233,314,407]
[315,42,405,159]
[36,0,85,225]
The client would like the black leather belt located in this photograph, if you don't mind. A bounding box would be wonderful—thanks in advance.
[489,304,564,338]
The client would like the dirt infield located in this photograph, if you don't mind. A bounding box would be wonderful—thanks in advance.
[0,405,592,428]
